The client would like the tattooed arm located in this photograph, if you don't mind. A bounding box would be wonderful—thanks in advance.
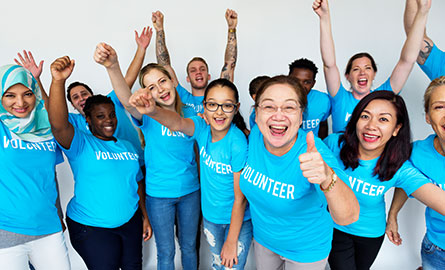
[152,11,179,87]
[404,0,434,65]
[220,9,238,82]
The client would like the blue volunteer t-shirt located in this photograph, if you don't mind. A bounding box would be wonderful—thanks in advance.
[248,90,330,137]
[301,89,331,135]
[330,78,393,133]
[133,106,199,198]
[419,44,445,81]
[68,90,144,161]
[0,122,62,235]
[324,133,430,237]
[177,83,204,114]
[411,135,445,250]
[240,125,347,263]
[191,117,250,224]
[61,129,143,228]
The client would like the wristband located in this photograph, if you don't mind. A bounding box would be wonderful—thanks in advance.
[229,28,236,33]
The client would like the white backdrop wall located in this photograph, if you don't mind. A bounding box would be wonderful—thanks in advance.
[1,0,445,269]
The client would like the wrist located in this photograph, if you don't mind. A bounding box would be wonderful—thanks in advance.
[228,28,236,33]
[320,167,337,192]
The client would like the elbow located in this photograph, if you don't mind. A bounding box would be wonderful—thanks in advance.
[333,203,360,226]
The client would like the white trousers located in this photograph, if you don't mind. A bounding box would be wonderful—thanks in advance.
[0,232,71,270]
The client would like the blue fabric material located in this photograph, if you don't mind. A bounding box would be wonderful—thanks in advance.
[301,89,331,136]
[0,121,61,235]
[422,234,445,270]
[240,125,347,263]
[60,129,142,228]
[132,106,199,198]
[329,78,393,133]
[203,218,252,270]
[411,135,445,250]
[146,190,200,270]
[324,133,430,237]
[419,44,445,81]
[191,116,250,224]
[176,83,204,114]
[68,90,143,161]
[249,107,255,130]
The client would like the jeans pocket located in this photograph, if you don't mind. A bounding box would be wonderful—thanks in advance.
[422,236,436,254]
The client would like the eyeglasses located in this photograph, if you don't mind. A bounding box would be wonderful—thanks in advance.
[204,102,237,113]
[257,104,301,115]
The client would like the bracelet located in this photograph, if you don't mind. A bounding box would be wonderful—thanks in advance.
[228,28,236,33]
[320,167,337,192]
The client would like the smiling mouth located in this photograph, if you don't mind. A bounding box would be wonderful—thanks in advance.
[214,117,226,125]
[270,125,287,136]
[160,92,170,101]
[358,78,368,87]
[13,107,28,113]
[363,133,379,142]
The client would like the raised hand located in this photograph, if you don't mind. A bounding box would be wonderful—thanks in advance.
[225,9,238,29]
[50,56,75,81]
[129,87,157,115]
[94,42,118,68]
[312,0,329,18]
[14,50,44,79]
[152,11,164,31]
[299,131,331,188]
[135,26,153,50]
[417,0,431,13]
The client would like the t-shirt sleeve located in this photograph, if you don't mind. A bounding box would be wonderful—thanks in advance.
[316,137,347,181]
[419,44,445,81]
[230,129,248,173]
[57,128,85,160]
[330,82,347,100]
[131,114,150,129]
[320,92,332,121]
[396,160,431,196]
[375,77,393,92]
[55,146,65,165]
[190,116,205,140]
[176,83,193,100]
[107,90,124,109]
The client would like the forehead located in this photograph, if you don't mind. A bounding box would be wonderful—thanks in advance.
[352,56,372,66]
[71,85,91,95]
[364,99,396,114]
[430,85,445,103]
[289,68,314,80]
[206,86,236,101]
[260,83,299,103]
[91,103,115,113]
[5,83,31,94]
[188,60,208,71]
[143,69,167,84]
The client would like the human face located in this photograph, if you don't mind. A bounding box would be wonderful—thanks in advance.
[86,103,117,141]
[256,83,303,156]
[346,57,376,99]
[289,68,315,94]
[187,60,210,91]
[356,99,401,160]
[426,85,445,152]
[143,69,177,110]
[1,84,36,118]
[70,85,92,115]
[203,85,238,141]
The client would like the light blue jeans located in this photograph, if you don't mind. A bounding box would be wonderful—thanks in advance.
[421,234,445,270]
[146,190,200,270]
[203,218,252,270]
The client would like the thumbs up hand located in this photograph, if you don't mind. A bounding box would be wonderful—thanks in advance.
[299,131,332,188]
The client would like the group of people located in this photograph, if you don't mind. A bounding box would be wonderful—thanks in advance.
[1,0,445,270]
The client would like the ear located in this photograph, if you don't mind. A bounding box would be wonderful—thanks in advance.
[186,76,190,83]
[208,73,211,80]
[235,102,240,114]
[392,123,402,137]
[298,109,303,127]
[425,113,431,125]
[310,80,316,89]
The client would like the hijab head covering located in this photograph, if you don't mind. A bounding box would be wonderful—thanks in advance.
[0,64,52,142]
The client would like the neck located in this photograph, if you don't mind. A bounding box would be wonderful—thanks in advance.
[434,136,445,156]
[210,126,230,143]
[352,90,370,100]
[191,87,205,97]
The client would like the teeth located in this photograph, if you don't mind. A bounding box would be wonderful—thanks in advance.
[270,125,286,130]
[364,134,377,138]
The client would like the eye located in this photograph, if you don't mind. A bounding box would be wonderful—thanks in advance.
[360,114,369,119]
[283,105,298,114]
[24,91,34,97]
[222,103,235,111]
[3,93,14,98]
[148,85,155,91]
[379,117,389,122]
[160,78,167,84]
[433,105,445,110]
[206,102,218,109]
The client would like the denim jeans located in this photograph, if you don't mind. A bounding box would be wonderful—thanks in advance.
[146,190,200,270]
[421,234,445,270]
[203,218,252,270]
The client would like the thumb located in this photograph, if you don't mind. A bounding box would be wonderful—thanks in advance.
[38,60,44,70]
[306,131,317,153]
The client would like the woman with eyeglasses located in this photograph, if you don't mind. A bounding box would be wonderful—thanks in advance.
[239,75,359,270]
[94,43,200,270]
[129,78,251,269]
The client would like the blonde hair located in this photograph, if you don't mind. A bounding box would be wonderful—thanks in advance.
[424,76,445,113]
[138,63,184,116]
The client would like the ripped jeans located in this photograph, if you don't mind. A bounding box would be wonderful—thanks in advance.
[203,218,252,270]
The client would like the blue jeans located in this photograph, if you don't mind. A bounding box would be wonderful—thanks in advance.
[421,234,445,270]
[203,218,252,270]
[146,190,200,270]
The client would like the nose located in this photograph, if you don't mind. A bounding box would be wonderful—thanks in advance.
[271,108,286,120]
[15,96,25,107]
[365,117,377,130]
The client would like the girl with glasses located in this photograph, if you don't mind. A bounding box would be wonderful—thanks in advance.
[129,78,251,270]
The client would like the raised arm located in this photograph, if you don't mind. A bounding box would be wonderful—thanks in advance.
[404,0,434,65]
[152,11,179,87]
[386,188,408,246]
[124,26,153,88]
[220,9,238,82]
[14,50,48,104]
[313,0,341,97]
[299,132,359,225]
[390,0,431,94]
[129,87,195,136]
[220,171,247,268]
[94,42,142,120]
[48,56,75,149]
